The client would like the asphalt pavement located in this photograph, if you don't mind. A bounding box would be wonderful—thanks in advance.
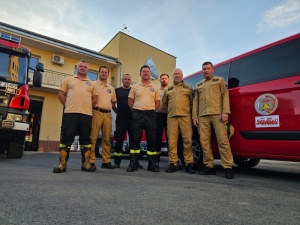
[0,152,300,225]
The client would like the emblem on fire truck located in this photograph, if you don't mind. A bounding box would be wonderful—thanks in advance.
[254,93,278,115]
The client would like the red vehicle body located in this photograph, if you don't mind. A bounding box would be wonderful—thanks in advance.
[0,32,43,158]
[183,33,300,168]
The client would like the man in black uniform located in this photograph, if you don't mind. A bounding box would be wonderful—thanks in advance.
[113,74,144,168]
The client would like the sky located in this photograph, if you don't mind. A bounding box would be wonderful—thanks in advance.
[0,0,300,76]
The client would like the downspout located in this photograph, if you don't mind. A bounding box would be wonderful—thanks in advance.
[116,60,123,87]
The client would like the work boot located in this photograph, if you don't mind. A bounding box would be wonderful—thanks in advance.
[127,154,138,172]
[114,155,122,168]
[147,155,159,172]
[224,168,234,179]
[81,145,96,172]
[186,164,195,174]
[101,162,115,169]
[53,149,69,173]
[165,163,177,173]
[199,166,216,175]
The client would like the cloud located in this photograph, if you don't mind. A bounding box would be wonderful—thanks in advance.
[257,0,300,32]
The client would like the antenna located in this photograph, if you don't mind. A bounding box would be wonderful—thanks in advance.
[122,24,129,33]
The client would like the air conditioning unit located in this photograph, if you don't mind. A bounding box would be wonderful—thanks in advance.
[52,54,64,65]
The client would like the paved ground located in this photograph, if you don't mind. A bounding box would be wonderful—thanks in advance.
[0,152,300,225]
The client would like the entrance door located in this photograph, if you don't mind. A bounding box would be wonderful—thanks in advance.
[25,98,43,151]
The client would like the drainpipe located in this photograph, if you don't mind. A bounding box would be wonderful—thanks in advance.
[116,60,123,87]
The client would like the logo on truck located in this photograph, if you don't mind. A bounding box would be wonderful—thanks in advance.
[254,93,278,115]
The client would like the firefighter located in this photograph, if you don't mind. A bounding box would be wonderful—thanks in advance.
[90,66,116,170]
[162,68,195,174]
[192,61,234,179]
[53,59,98,173]
[112,74,143,169]
[127,65,160,172]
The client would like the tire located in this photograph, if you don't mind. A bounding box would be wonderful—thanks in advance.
[234,158,260,168]
[95,138,102,158]
[191,133,203,170]
[7,140,25,158]
[177,133,203,170]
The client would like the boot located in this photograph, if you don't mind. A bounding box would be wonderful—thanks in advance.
[147,155,159,172]
[81,145,96,172]
[114,155,122,168]
[127,154,138,172]
[53,149,69,173]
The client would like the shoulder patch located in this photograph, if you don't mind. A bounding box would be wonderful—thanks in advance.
[212,78,219,82]
[197,82,202,86]
[168,87,173,91]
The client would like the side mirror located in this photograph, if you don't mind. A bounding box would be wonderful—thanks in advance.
[36,62,44,72]
[33,71,43,87]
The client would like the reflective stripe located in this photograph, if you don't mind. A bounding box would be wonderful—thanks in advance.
[130,149,140,154]
[114,152,122,156]
[147,151,156,155]
[81,144,92,148]
[59,144,67,148]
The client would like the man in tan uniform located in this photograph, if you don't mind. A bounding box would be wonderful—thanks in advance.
[53,59,98,173]
[192,61,234,179]
[127,65,160,172]
[90,66,116,170]
[163,68,195,174]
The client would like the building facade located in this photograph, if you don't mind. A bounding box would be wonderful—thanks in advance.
[0,22,176,152]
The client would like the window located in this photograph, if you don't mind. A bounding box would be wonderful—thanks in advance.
[229,38,300,87]
[29,55,40,72]
[184,73,202,88]
[213,63,230,81]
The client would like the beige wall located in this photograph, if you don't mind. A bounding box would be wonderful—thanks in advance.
[101,32,176,87]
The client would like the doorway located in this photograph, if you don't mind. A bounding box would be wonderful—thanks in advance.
[25,98,43,151]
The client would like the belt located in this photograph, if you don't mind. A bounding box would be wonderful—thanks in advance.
[93,107,111,113]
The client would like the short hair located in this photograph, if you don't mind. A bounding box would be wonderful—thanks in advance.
[160,73,169,79]
[202,61,213,67]
[77,59,88,67]
[122,74,131,79]
[140,65,150,73]
[99,65,109,73]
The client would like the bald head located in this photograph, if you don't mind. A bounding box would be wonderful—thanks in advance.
[173,68,183,84]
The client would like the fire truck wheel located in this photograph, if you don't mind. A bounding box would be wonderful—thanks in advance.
[234,158,260,168]
[7,140,24,158]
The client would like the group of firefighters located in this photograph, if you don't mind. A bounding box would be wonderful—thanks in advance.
[53,59,234,179]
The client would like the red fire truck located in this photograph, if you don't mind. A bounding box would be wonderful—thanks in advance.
[0,32,43,158]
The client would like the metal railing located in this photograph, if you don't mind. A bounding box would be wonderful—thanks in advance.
[29,69,73,89]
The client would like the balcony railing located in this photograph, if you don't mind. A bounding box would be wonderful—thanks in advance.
[29,69,73,89]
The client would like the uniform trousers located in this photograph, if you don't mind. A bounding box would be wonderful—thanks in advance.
[60,113,92,146]
[167,116,194,165]
[114,117,133,154]
[90,110,112,164]
[131,109,156,154]
[198,114,233,169]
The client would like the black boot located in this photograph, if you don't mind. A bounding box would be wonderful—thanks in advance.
[147,155,159,172]
[114,155,122,168]
[127,154,138,172]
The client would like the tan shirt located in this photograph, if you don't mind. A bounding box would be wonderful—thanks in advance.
[128,82,160,110]
[192,75,230,118]
[94,80,116,110]
[162,82,193,118]
[60,76,98,116]
[156,86,168,113]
